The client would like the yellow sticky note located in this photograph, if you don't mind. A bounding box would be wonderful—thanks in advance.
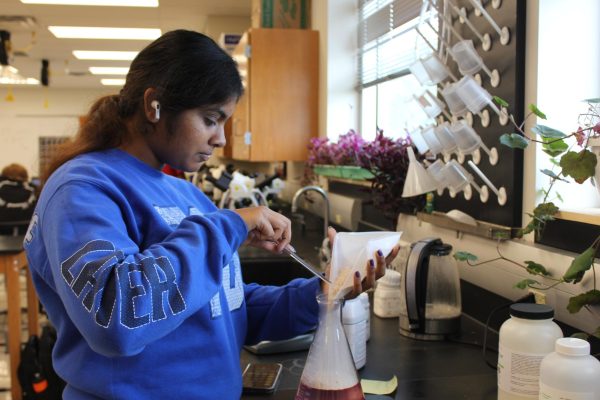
[360,375,398,395]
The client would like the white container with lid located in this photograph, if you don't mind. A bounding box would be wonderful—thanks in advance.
[342,296,367,369]
[539,337,600,399]
[373,269,402,318]
[498,303,563,400]
[358,292,370,341]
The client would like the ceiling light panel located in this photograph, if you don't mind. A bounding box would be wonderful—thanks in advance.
[0,65,40,85]
[0,77,40,85]
[21,0,158,6]
[89,67,129,75]
[101,78,126,86]
[73,50,138,60]
[49,26,161,40]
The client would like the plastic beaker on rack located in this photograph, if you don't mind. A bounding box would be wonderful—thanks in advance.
[449,120,482,155]
[448,119,499,165]
[433,122,458,153]
[409,127,430,155]
[441,82,469,117]
[295,294,364,400]
[426,159,447,194]
[422,125,444,156]
[415,91,447,119]
[455,75,492,115]
[440,160,471,193]
[450,40,483,76]
[409,53,450,86]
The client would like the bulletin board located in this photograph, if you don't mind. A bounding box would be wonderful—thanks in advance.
[433,0,527,228]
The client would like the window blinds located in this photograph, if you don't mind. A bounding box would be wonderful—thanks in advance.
[358,0,435,88]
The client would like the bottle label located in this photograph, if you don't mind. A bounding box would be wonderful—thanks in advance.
[343,320,366,368]
[497,344,545,397]
[539,382,595,400]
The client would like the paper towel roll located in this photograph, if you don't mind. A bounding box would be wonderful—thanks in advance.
[328,192,361,231]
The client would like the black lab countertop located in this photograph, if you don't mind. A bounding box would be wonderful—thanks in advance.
[240,309,498,400]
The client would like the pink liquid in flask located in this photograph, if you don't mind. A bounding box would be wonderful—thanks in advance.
[295,381,364,400]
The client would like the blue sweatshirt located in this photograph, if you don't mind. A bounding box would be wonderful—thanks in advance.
[23,149,320,399]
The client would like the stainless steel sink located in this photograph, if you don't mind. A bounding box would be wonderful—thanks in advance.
[241,257,317,354]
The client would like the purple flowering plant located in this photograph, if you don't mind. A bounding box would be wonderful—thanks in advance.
[305,129,425,219]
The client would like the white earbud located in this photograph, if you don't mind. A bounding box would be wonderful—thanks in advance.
[151,100,160,121]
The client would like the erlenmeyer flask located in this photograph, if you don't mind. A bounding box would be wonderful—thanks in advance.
[295,294,364,400]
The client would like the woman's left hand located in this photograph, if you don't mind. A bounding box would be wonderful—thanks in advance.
[321,227,401,299]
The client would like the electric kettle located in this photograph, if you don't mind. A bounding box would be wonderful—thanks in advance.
[398,238,461,340]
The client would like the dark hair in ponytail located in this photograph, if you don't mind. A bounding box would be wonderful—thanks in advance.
[42,29,243,184]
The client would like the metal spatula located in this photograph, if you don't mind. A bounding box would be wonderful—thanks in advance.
[283,245,331,285]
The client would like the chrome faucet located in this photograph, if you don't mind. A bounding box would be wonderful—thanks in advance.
[291,185,330,240]
[291,186,331,268]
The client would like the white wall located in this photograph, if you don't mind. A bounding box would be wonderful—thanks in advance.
[321,0,359,141]
[0,86,111,177]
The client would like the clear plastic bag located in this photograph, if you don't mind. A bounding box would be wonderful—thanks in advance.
[329,231,402,299]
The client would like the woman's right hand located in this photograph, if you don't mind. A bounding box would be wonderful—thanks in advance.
[234,206,291,253]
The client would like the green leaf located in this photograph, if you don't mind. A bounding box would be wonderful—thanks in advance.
[584,97,600,103]
[518,203,559,239]
[540,169,568,182]
[500,133,529,149]
[524,261,550,276]
[563,246,597,283]
[542,137,568,157]
[555,192,563,202]
[560,149,598,184]
[529,104,547,119]
[532,124,566,139]
[566,289,600,313]
[516,222,534,238]
[453,251,478,262]
[549,158,560,167]
[494,96,509,107]
[533,202,559,219]
[514,279,539,289]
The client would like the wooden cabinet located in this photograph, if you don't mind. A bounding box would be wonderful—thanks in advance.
[229,28,318,161]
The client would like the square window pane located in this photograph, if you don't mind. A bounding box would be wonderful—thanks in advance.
[361,85,377,141]
[376,74,431,139]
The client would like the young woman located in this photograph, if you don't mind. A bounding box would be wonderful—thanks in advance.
[24,30,393,399]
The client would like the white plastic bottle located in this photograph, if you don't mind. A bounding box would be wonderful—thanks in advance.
[373,269,402,318]
[539,337,600,399]
[342,297,367,369]
[497,303,563,400]
[358,292,371,341]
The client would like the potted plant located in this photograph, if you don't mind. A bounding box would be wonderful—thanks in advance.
[305,130,375,181]
[455,98,600,339]
[305,129,426,220]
